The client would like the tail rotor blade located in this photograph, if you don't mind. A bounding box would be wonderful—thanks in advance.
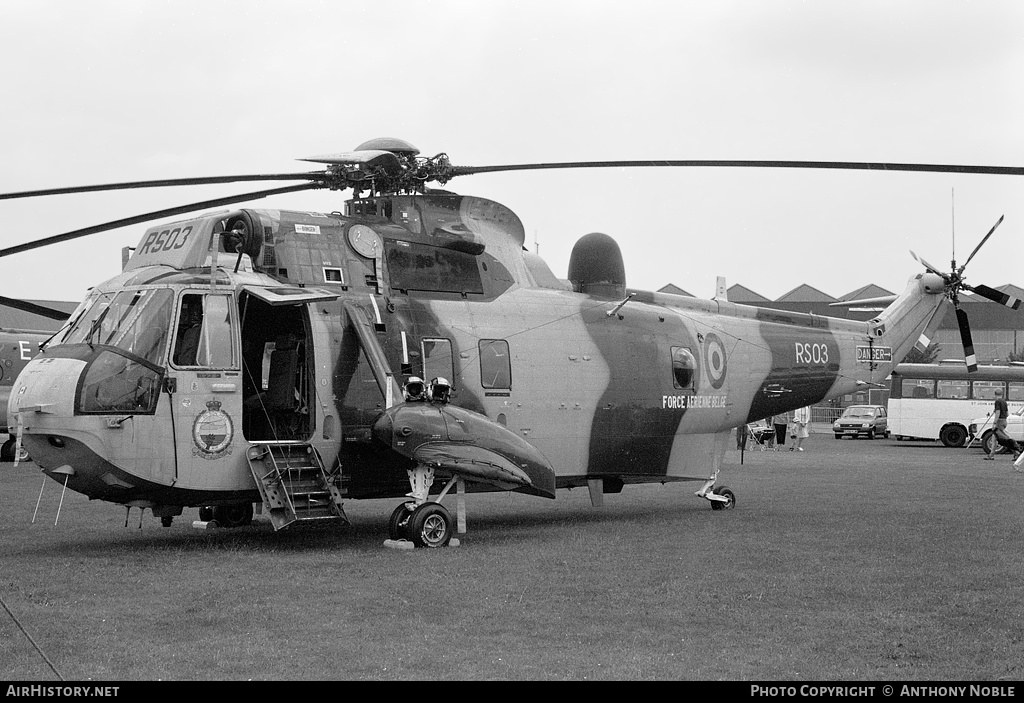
[910,250,945,277]
[956,307,978,372]
[965,283,1022,310]
[957,215,1005,275]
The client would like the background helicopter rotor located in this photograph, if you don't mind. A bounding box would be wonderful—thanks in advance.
[0,296,70,321]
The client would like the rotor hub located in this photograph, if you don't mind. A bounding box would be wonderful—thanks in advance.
[353,137,420,156]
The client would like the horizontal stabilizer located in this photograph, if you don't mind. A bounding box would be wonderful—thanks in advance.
[828,295,898,308]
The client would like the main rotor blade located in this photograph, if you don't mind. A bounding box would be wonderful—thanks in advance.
[956,215,1004,275]
[956,307,978,372]
[450,159,1024,178]
[0,183,320,259]
[0,296,70,321]
[965,283,1023,310]
[0,173,326,201]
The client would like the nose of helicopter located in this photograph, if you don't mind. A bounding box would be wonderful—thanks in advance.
[9,356,135,499]
[10,356,85,425]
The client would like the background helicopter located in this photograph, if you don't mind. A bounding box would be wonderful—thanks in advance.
[0,299,72,461]
[2,138,1021,548]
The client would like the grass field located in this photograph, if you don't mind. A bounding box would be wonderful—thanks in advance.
[2,433,1023,681]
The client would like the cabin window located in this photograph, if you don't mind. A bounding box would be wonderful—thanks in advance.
[323,267,344,283]
[172,293,237,369]
[479,339,511,389]
[972,381,1005,401]
[385,241,484,294]
[901,379,934,399]
[671,346,697,389]
[422,338,454,387]
[936,379,969,400]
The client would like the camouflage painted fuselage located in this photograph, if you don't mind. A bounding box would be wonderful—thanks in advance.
[10,192,947,510]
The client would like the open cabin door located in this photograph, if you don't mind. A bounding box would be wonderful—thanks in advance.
[239,285,338,443]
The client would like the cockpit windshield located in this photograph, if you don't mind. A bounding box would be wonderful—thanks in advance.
[61,289,174,366]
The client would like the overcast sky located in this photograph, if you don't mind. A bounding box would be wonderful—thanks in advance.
[1,0,1022,305]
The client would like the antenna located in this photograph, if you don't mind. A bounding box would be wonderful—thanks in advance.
[950,187,956,270]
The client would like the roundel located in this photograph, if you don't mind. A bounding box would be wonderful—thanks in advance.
[703,332,728,389]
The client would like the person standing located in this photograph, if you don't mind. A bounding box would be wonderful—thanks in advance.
[773,411,789,451]
[983,389,1021,462]
[791,406,811,451]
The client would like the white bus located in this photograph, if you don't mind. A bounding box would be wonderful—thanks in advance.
[888,363,1024,447]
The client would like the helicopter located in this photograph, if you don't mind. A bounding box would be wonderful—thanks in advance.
[2,137,1021,547]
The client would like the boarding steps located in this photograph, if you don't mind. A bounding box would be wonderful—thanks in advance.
[246,443,348,531]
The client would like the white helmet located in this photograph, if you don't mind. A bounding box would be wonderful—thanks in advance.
[404,376,425,401]
[428,377,451,404]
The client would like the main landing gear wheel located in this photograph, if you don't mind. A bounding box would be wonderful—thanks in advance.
[407,502,453,548]
[388,503,414,540]
[710,486,735,511]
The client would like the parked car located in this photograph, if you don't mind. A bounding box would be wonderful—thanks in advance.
[833,405,889,439]
[968,408,1024,454]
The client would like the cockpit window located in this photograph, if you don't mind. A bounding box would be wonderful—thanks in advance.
[79,350,162,414]
[172,293,236,369]
[61,289,174,366]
